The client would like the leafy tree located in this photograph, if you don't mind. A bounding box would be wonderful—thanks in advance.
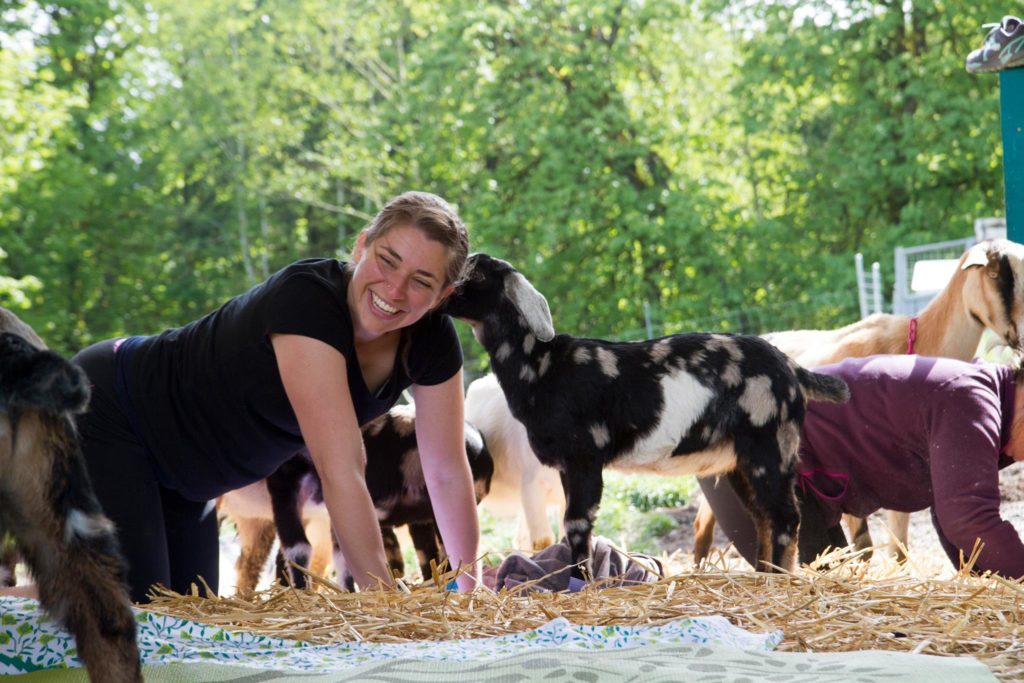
[0,0,1011,362]
[397,0,739,346]
[708,0,1006,325]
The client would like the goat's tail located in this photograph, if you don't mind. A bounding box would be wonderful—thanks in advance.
[795,366,850,403]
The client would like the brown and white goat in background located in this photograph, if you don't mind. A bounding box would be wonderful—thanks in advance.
[217,474,333,594]
[693,238,1024,564]
[221,405,493,593]
[0,308,141,682]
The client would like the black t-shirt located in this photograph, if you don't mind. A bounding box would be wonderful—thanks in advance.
[120,258,462,500]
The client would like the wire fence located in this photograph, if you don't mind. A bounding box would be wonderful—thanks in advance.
[608,289,861,342]
[892,237,974,316]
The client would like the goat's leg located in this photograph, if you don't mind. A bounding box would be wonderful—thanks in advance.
[266,465,312,589]
[728,456,800,572]
[233,516,275,593]
[407,521,443,581]
[380,525,406,579]
[885,510,910,561]
[327,529,352,591]
[520,468,556,551]
[772,486,801,572]
[559,464,603,581]
[725,469,773,570]
[0,532,17,587]
[844,513,874,558]
[692,494,717,564]
[737,429,801,572]
[304,511,333,581]
[3,413,141,682]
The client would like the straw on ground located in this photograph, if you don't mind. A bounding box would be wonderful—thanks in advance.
[145,548,1024,682]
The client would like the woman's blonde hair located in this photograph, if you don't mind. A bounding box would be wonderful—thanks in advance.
[361,191,469,286]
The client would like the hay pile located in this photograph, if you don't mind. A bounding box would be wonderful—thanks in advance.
[145,550,1024,682]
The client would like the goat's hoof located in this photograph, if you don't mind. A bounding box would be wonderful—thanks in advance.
[532,537,555,552]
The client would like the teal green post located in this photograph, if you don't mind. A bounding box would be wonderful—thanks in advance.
[1002,69,1024,242]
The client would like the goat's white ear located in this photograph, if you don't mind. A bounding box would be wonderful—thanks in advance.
[962,243,991,270]
[505,271,555,341]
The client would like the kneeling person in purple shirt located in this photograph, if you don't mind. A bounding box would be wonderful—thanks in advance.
[702,354,1024,578]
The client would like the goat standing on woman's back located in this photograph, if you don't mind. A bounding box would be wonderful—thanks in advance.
[443,254,849,578]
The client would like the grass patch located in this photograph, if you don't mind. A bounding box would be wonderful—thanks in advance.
[594,473,697,554]
[472,472,698,561]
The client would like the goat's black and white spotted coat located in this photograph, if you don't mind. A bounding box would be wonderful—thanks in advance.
[269,404,493,589]
[443,254,849,577]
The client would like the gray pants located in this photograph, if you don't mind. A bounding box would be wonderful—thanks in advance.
[698,476,849,567]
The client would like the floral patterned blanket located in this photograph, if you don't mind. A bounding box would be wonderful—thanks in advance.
[1,596,997,682]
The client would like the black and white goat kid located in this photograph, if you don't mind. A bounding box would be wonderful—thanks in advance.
[443,254,850,577]
[0,308,141,682]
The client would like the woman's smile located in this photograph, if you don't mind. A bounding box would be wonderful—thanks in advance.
[348,224,452,341]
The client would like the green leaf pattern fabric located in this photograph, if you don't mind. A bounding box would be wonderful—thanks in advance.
[0,596,780,675]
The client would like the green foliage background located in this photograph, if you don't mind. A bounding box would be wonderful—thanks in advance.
[0,0,1008,365]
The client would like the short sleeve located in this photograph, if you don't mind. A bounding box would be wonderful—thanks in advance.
[406,313,463,386]
[262,270,354,360]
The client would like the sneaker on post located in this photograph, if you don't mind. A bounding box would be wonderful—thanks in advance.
[966,15,1024,74]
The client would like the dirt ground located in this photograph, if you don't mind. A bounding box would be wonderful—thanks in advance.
[656,465,1024,578]
[217,467,1024,590]
[15,468,1021,591]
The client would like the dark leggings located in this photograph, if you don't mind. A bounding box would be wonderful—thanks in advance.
[73,340,219,603]
[698,476,849,567]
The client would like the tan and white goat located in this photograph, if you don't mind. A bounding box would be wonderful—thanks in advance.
[217,478,333,594]
[693,239,1024,563]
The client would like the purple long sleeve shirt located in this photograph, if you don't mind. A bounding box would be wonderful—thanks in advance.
[799,355,1024,578]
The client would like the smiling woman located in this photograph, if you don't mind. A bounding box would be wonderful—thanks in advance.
[15,191,481,603]
[348,227,456,344]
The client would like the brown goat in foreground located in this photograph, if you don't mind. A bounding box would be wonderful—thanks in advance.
[0,308,141,682]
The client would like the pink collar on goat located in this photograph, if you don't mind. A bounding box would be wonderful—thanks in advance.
[906,317,919,355]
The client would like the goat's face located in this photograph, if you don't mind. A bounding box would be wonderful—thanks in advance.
[443,253,555,344]
[444,253,513,328]
[961,240,1024,353]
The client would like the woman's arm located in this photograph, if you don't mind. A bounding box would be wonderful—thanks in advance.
[271,333,394,590]
[412,370,481,591]
[929,388,1024,579]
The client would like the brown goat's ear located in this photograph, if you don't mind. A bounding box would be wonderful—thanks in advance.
[961,242,990,270]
